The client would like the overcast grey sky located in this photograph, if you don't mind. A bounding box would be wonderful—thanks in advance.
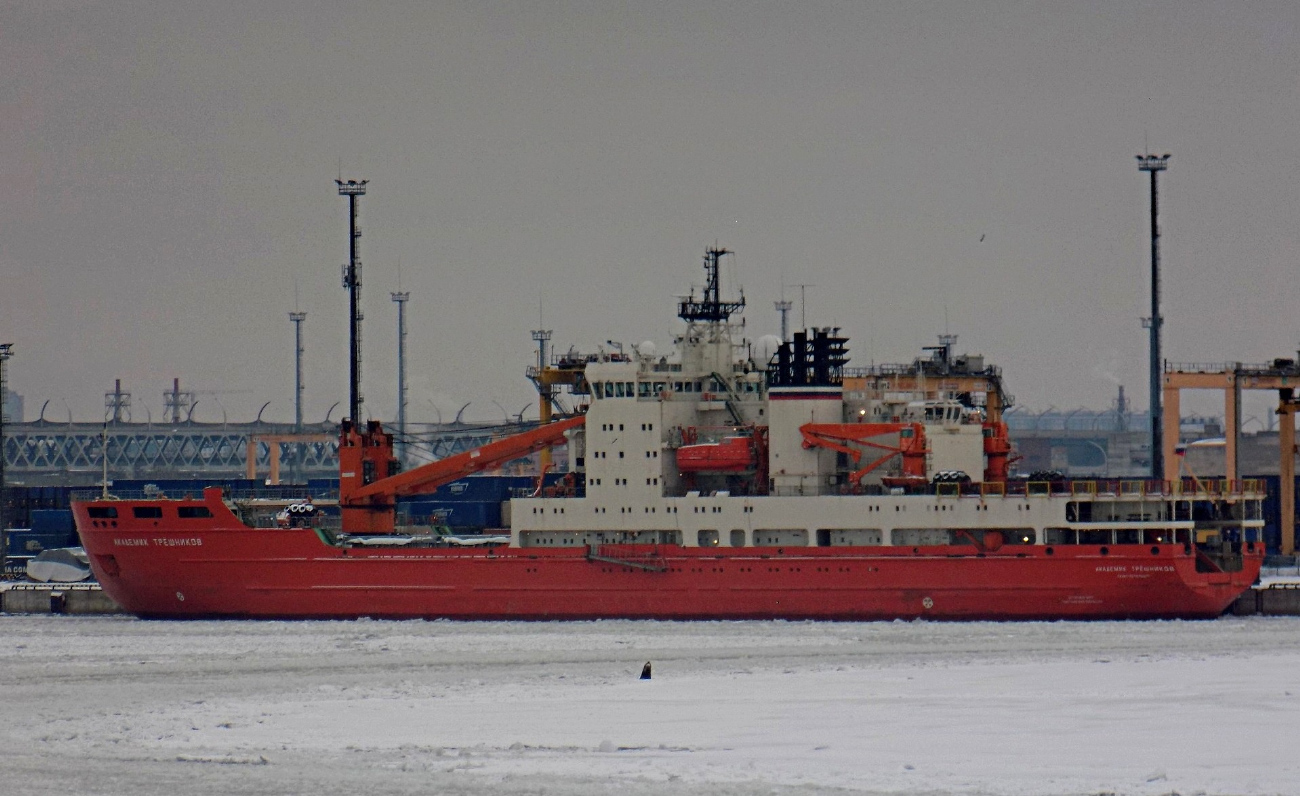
[3,1,1298,425]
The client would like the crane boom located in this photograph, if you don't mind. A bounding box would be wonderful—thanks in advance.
[338,415,585,533]
[799,422,928,485]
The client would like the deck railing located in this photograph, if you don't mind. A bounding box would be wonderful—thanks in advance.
[933,478,1265,500]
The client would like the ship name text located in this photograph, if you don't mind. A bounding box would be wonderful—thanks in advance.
[114,537,203,547]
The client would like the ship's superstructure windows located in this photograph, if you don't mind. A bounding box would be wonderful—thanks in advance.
[1044,528,1074,544]
[1079,529,1111,545]
[87,507,118,519]
[132,506,163,519]
[178,506,213,519]
[698,530,720,547]
[754,529,809,546]
[730,529,747,547]
[891,528,950,546]
[816,528,883,546]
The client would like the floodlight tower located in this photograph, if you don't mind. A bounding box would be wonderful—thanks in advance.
[0,343,12,534]
[391,290,410,463]
[164,378,194,424]
[1137,152,1170,480]
[774,298,793,342]
[105,379,132,423]
[337,178,368,424]
[289,311,307,431]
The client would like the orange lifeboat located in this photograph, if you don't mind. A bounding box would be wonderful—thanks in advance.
[677,435,758,473]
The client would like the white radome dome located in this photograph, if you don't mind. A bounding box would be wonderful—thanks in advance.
[755,334,783,364]
[636,340,657,358]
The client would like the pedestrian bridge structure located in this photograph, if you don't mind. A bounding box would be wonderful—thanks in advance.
[2,419,538,486]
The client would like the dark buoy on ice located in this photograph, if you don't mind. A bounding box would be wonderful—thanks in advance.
[640,662,652,680]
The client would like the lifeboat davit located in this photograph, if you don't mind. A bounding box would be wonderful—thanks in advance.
[676,436,758,473]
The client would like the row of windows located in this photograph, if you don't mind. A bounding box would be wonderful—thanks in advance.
[596,422,658,432]
[587,476,660,487]
[587,504,677,514]
[87,505,212,520]
[590,447,655,460]
[590,379,749,400]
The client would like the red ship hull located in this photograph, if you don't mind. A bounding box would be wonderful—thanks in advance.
[74,501,1262,622]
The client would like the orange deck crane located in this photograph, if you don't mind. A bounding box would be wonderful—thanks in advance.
[337,415,585,534]
[799,422,928,487]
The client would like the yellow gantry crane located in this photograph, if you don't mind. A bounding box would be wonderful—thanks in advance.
[1163,360,1300,555]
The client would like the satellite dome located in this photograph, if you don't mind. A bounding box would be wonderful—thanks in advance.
[755,334,783,364]
[636,340,657,358]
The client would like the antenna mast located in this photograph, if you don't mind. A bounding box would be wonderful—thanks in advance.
[678,247,744,323]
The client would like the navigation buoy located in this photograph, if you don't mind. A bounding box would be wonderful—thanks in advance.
[640,661,652,680]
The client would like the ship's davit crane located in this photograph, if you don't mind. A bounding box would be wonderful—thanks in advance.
[799,422,929,487]
[337,415,585,534]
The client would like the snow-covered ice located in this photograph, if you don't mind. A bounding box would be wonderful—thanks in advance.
[1,615,1298,795]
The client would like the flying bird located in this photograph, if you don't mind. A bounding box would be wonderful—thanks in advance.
[979,234,985,242]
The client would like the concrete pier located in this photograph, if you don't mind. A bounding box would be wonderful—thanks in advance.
[1,583,123,614]
[1232,584,1300,616]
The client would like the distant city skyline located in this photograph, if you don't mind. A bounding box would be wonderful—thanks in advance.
[4,2,1298,426]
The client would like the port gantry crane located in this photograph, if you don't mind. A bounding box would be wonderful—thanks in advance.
[1163,358,1300,555]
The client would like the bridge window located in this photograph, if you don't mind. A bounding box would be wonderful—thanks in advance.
[178,506,212,519]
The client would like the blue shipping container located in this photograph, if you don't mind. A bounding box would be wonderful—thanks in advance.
[5,529,78,557]
[30,509,76,535]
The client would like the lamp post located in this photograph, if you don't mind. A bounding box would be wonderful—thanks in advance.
[0,343,12,534]
[391,290,409,465]
[1137,153,1170,480]
[337,178,368,424]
